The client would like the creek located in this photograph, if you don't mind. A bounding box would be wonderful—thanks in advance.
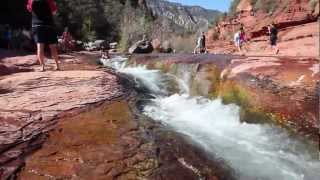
[103,56,320,180]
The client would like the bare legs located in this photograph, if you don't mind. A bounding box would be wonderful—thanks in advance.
[271,45,279,55]
[36,43,60,71]
[237,45,242,53]
[193,45,199,54]
[37,43,45,71]
[49,44,60,70]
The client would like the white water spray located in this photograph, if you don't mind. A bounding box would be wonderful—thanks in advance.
[105,58,320,180]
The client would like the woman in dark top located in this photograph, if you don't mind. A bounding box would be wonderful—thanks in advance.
[268,23,279,55]
[27,0,60,71]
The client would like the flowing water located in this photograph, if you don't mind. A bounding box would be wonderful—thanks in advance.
[105,58,320,180]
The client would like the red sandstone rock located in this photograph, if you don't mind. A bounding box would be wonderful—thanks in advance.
[207,0,319,57]
[0,53,126,179]
[130,54,319,140]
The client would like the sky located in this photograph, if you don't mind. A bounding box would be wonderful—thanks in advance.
[167,0,232,12]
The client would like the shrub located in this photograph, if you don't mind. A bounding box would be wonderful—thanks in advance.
[250,0,258,6]
[253,0,278,14]
[81,16,96,42]
[229,0,241,16]
[211,31,220,41]
[170,34,197,53]
[309,0,318,12]
[119,0,154,52]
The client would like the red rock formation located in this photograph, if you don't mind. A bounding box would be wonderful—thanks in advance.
[206,0,320,56]
[129,54,319,140]
[0,52,235,180]
[0,53,127,179]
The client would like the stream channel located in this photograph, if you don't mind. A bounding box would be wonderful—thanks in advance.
[102,56,320,180]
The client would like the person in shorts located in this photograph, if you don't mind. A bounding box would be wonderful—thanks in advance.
[268,23,279,55]
[27,0,60,71]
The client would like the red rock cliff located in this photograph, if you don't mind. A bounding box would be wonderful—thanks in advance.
[207,0,319,56]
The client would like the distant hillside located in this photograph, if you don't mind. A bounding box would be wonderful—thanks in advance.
[146,0,222,32]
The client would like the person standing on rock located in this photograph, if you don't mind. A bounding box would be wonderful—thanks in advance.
[27,0,60,71]
[200,32,207,53]
[62,27,74,53]
[234,26,249,55]
[234,28,243,53]
[268,23,279,55]
[194,32,206,54]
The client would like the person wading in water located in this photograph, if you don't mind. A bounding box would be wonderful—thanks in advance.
[27,0,60,71]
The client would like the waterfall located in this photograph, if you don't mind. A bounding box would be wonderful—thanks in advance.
[103,57,320,180]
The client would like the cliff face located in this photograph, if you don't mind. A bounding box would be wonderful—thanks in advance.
[207,0,320,56]
[146,0,221,32]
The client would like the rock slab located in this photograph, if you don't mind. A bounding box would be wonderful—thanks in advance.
[0,70,126,179]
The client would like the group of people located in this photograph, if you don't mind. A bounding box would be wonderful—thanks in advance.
[23,0,281,72]
[194,32,207,54]
[194,22,279,55]
[233,23,279,55]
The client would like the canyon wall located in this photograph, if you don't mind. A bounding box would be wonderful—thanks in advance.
[207,0,319,56]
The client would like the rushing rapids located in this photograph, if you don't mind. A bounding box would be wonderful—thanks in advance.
[103,57,320,180]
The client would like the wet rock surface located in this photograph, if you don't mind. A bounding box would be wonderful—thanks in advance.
[0,52,126,179]
[0,51,236,179]
[129,53,319,140]
[18,100,148,179]
[224,56,319,139]
[129,40,154,54]
[17,98,235,180]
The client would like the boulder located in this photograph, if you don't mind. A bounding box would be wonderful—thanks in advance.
[0,70,125,179]
[84,40,107,51]
[109,42,118,49]
[129,40,154,54]
[93,40,106,49]
[161,40,174,53]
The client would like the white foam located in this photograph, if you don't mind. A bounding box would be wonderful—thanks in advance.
[144,94,320,180]
[110,59,320,180]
